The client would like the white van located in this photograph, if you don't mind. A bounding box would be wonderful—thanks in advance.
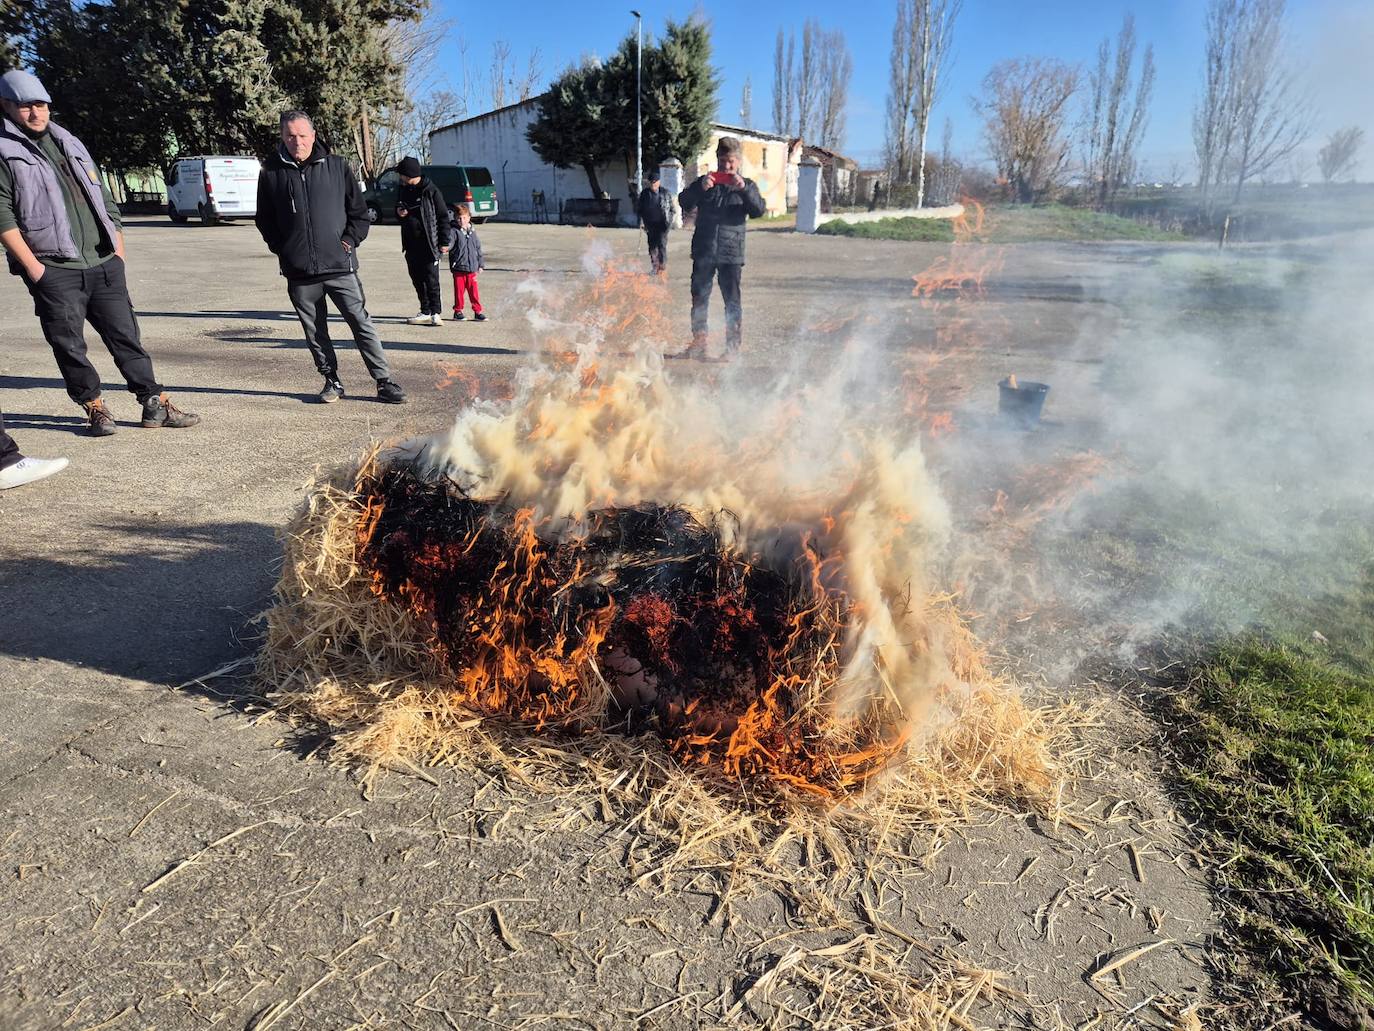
[166,156,261,224]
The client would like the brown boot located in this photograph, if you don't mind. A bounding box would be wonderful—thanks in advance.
[140,393,201,428]
[681,332,708,361]
[83,398,117,436]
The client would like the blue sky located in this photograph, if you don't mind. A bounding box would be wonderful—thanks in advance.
[431,0,1373,179]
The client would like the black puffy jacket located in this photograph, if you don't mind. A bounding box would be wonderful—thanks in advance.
[255,143,370,281]
[398,177,447,259]
[678,175,766,265]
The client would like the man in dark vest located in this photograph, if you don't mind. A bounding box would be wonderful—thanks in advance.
[677,136,766,360]
[394,156,448,325]
[256,110,406,404]
[635,170,672,275]
[0,70,200,436]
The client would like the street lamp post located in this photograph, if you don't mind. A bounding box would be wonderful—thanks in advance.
[631,9,642,198]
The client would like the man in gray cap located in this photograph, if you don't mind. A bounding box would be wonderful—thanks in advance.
[0,69,200,436]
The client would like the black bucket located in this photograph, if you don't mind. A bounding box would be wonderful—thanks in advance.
[998,378,1049,427]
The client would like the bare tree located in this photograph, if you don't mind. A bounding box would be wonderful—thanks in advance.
[1080,15,1155,209]
[884,0,961,203]
[816,35,852,151]
[772,30,795,136]
[741,76,752,127]
[1318,126,1364,184]
[515,48,543,102]
[773,22,849,145]
[490,40,512,109]
[927,116,962,205]
[1193,0,1311,209]
[974,57,1079,203]
[359,16,463,183]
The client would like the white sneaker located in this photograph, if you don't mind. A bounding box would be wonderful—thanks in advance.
[406,312,431,325]
[429,313,444,326]
[0,456,69,490]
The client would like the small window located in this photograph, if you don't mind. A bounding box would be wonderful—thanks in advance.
[168,164,179,186]
[762,149,768,169]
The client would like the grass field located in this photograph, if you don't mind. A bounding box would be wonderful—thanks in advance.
[816,204,1185,243]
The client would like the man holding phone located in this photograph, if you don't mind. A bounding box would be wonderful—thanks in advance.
[677,136,766,360]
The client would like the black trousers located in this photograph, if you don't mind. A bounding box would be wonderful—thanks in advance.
[24,258,162,404]
[0,409,21,471]
[689,261,743,347]
[646,225,669,272]
[405,250,442,315]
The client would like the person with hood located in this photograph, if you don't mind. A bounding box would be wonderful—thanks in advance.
[256,110,405,404]
[395,156,448,326]
[635,170,673,274]
[677,136,766,360]
[0,69,200,436]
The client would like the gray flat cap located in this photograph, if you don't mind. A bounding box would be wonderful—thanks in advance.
[0,70,52,104]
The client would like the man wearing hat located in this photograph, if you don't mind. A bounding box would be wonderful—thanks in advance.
[256,110,405,404]
[394,156,448,326]
[677,136,766,360]
[0,69,201,435]
[635,170,673,275]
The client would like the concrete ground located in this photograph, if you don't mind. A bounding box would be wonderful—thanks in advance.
[1,220,1215,1029]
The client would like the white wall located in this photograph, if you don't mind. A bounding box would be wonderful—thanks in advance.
[430,105,639,226]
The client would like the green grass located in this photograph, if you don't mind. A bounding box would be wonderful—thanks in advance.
[1169,629,1374,1018]
[815,216,955,242]
[978,203,1186,242]
[814,204,1185,243]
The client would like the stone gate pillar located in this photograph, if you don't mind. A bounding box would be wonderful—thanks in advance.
[796,156,824,233]
[658,157,684,230]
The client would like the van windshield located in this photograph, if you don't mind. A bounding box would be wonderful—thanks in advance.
[464,167,494,187]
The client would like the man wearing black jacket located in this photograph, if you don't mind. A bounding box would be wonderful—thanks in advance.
[256,110,405,404]
[635,170,672,274]
[677,136,766,360]
[395,156,447,326]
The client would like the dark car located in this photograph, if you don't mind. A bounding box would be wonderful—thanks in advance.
[363,164,498,224]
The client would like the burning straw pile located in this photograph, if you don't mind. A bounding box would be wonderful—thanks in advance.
[259,260,1069,821]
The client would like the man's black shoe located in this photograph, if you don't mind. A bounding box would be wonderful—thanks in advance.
[452,310,466,321]
[376,379,407,404]
[83,398,117,436]
[319,378,345,404]
[140,393,201,428]
[473,312,487,322]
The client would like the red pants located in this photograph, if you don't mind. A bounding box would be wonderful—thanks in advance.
[452,272,482,314]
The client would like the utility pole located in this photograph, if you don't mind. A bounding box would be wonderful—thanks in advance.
[631,10,643,197]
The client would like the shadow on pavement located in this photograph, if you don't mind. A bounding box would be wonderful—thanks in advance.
[0,517,278,701]
[1,375,318,404]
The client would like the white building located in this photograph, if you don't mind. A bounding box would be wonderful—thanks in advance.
[430,97,794,226]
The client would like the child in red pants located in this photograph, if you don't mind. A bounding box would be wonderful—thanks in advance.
[447,204,486,321]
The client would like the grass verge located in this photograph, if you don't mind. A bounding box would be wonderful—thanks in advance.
[816,216,955,242]
[978,203,1186,242]
[1164,621,1374,1026]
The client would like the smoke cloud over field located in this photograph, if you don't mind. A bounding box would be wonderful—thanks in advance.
[1025,229,1374,661]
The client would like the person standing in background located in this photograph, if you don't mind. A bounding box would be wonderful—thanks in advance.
[636,170,672,275]
[395,156,448,326]
[256,110,406,404]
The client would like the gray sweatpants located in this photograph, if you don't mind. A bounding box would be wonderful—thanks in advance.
[286,273,390,382]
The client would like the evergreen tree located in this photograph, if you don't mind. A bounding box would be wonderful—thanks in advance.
[264,0,421,156]
[1,0,30,69]
[528,18,718,198]
[525,59,623,198]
